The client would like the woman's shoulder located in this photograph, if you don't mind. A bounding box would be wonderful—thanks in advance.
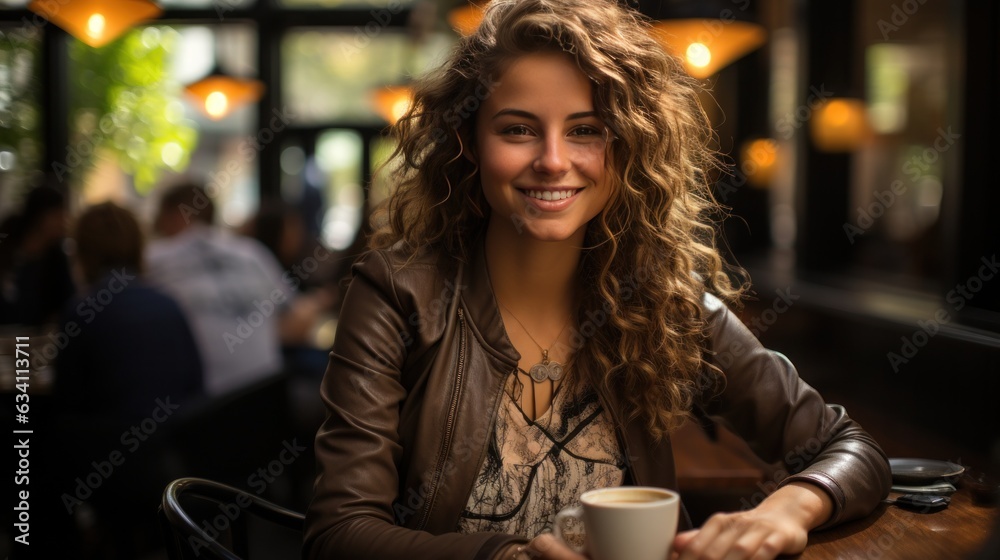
[352,244,461,307]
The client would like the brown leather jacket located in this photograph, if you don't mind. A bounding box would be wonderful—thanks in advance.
[304,244,892,560]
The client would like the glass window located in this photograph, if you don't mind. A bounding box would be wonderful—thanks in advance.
[315,129,363,250]
[846,0,958,288]
[67,25,199,198]
[161,0,255,7]
[281,28,454,125]
[0,24,42,210]
[368,134,395,212]
[66,23,261,228]
[280,0,415,7]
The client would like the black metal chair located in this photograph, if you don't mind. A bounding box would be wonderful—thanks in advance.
[159,477,305,560]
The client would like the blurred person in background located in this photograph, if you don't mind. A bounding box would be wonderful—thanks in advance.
[46,201,203,558]
[243,198,338,377]
[0,181,75,327]
[146,182,319,395]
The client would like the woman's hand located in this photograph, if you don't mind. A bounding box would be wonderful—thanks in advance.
[505,533,586,560]
[671,482,832,560]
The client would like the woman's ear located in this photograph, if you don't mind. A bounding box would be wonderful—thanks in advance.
[459,130,477,164]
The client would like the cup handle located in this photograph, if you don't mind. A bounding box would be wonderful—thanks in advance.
[553,505,585,553]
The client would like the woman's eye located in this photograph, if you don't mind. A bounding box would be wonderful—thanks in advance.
[569,125,602,137]
[502,125,533,136]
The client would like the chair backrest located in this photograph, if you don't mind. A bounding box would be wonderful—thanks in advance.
[159,477,304,560]
[168,373,294,492]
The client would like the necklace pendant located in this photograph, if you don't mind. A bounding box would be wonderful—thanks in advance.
[529,360,564,382]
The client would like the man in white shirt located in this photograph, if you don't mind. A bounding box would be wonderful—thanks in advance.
[146,183,295,396]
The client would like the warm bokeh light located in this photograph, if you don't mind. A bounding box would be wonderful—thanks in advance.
[810,98,871,152]
[448,3,485,36]
[685,42,712,68]
[205,91,229,119]
[390,98,411,123]
[740,138,779,188]
[27,0,162,48]
[650,19,766,79]
[446,3,764,81]
[184,75,265,120]
[373,86,414,125]
[86,13,106,40]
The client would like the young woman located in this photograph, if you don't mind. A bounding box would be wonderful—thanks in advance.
[304,1,891,559]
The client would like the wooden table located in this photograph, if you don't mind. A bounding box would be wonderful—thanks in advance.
[797,489,997,559]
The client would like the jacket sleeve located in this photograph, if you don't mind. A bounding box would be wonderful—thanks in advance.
[698,293,892,529]
[303,251,519,560]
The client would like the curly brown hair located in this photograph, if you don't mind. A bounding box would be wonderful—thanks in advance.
[371,0,747,438]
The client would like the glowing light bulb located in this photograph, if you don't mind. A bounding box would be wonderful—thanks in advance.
[86,13,106,40]
[686,42,712,68]
[205,91,229,119]
[391,98,411,123]
[824,100,850,126]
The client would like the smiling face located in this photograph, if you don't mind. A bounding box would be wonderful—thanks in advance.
[473,51,613,246]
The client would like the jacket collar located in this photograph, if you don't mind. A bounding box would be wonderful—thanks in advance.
[460,237,521,370]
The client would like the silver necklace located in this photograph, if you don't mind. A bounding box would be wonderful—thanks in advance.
[499,302,570,383]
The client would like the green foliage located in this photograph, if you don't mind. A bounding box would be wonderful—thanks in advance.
[69,26,198,194]
[0,27,43,186]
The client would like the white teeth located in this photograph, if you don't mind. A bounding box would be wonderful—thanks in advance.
[525,190,576,201]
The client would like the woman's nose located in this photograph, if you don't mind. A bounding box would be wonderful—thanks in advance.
[532,135,572,175]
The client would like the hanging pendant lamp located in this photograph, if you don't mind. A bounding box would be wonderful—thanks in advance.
[183,28,264,121]
[635,1,767,79]
[185,71,265,121]
[446,1,765,80]
[648,18,766,79]
[28,0,163,48]
[809,98,871,152]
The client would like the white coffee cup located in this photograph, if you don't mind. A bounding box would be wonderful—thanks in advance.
[553,486,680,560]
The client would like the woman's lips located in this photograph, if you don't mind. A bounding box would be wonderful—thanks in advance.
[516,187,583,211]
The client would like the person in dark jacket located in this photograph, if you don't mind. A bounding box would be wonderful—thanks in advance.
[48,201,203,557]
[305,1,892,559]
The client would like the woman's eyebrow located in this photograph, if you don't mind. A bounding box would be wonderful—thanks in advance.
[492,108,538,120]
[492,108,600,120]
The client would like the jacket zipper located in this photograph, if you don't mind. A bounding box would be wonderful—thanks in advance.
[417,307,468,529]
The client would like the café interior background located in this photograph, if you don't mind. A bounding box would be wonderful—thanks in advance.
[0,0,997,557]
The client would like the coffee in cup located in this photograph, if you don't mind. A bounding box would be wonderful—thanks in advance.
[553,486,680,560]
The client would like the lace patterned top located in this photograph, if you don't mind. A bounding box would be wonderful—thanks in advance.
[457,374,625,537]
